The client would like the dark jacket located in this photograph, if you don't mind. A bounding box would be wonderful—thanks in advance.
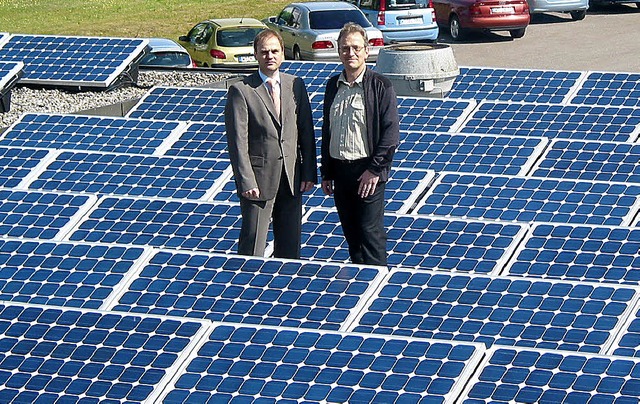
[320,67,400,182]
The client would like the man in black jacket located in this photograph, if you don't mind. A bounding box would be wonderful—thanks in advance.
[320,23,400,266]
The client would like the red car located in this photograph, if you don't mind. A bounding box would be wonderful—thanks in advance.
[433,0,530,40]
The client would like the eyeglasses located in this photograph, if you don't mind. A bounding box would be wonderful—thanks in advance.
[339,45,366,54]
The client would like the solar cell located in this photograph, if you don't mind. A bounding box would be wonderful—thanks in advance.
[449,67,584,104]
[301,208,527,273]
[163,122,227,159]
[161,323,483,403]
[608,302,640,358]
[25,151,232,200]
[457,101,640,142]
[67,197,242,253]
[280,60,344,94]
[0,189,96,240]
[0,146,52,189]
[505,223,640,285]
[126,86,228,122]
[415,173,640,226]
[0,34,148,88]
[570,71,640,108]
[531,139,640,183]
[397,97,477,132]
[395,132,548,175]
[351,270,638,353]
[107,251,384,330]
[0,302,208,403]
[458,347,640,403]
[0,113,186,155]
[0,239,148,309]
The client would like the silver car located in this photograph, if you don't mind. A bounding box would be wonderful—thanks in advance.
[527,0,589,20]
[263,1,385,61]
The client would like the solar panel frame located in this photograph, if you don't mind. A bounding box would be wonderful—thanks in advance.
[457,346,640,403]
[0,61,23,90]
[0,34,149,88]
[0,113,188,155]
[570,70,640,108]
[414,172,640,226]
[349,269,640,353]
[158,323,485,404]
[126,86,228,122]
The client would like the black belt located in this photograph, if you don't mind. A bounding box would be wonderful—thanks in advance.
[334,158,368,165]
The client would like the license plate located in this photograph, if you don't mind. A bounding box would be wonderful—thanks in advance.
[491,6,515,13]
[238,55,256,63]
[398,17,423,25]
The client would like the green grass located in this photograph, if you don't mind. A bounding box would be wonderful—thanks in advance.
[0,0,295,41]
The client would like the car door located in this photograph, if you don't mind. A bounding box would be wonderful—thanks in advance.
[273,6,297,57]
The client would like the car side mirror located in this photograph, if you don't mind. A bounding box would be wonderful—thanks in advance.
[179,35,189,42]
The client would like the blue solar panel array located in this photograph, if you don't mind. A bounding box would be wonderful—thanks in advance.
[0,146,51,188]
[281,60,344,94]
[25,151,231,200]
[351,270,638,353]
[164,122,227,159]
[532,139,640,183]
[458,101,640,142]
[0,61,23,90]
[0,34,148,88]
[415,173,640,226]
[449,67,584,104]
[160,324,483,403]
[570,71,640,107]
[126,86,228,122]
[610,303,640,358]
[0,113,187,155]
[398,97,476,132]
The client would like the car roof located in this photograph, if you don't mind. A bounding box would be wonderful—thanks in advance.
[291,1,358,11]
[206,17,266,28]
[147,38,189,53]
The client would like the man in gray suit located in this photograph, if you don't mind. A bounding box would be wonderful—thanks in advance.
[224,29,316,259]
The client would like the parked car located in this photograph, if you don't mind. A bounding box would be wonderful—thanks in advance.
[589,0,639,6]
[345,0,439,43]
[139,38,195,68]
[433,0,530,40]
[527,0,588,20]
[263,1,385,61]
[178,18,266,67]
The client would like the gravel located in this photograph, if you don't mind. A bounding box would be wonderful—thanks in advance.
[0,70,237,129]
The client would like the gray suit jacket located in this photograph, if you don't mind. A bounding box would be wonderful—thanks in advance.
[225,72,316,201]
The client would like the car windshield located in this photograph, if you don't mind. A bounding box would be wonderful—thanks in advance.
[217,27,265,47]
[309,10,372,30]
[140,51,191,67]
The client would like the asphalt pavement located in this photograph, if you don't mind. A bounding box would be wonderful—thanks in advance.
[438,3,640,73]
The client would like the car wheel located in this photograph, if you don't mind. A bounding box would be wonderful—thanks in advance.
[293,46,302,61]
[449,15,465,41]
[570,10,586,20]
[510,28,526,39]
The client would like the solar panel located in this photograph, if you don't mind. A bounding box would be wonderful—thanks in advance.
[0,147,52,189]
[570,71,640,107]
[0,189,96,240]
[415,173,640,226]
[531,139,640,183]
[163,122,227,159]
[609,302,640,358]
[0,302,208,403]
[280,60,344,94]
[107,251,385,331]
[0,113,187,155]
[0,239,149,309]
[25,151,232,200]
[398,97,477,132]
[67,197,242,253]
[126,86,228,122]
[351,270,638,353]
[0,34,148,89]
[458,346,640,403]
[160,323,483,403]
[301,208,527,273]
[395,132,548,175]
[0,61,23,91]
[457,101,640,142]
[449,67,585,104]
[505,223,640,285]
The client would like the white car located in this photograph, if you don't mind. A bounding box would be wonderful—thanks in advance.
[139,38,195,69]
[263,1,385,61]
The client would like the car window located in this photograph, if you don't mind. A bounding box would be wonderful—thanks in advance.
[140,51,192,67]
[308,10,372,29]
[188,23,212,45]
[360,0,377,8]
[217,27,265,47]
[277,6,295,26]
[290,7,302,28]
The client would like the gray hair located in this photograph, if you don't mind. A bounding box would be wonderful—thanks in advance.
[337,22,368,44]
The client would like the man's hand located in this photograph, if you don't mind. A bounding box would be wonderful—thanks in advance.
[242,188,260,200]
[358,170,379,198]
[300,181,316,193]
[321,180,334,196]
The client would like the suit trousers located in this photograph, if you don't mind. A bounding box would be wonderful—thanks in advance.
[238,168,302,259]
[333,159,387,266]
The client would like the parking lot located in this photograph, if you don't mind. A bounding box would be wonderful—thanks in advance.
[441,4,640,72]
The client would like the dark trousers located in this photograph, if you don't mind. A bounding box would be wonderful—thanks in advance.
[238,169,302,259]
[333,159,387,266]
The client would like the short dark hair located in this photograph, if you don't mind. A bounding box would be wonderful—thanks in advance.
[337,22,368,45]
[253,29,284,53]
